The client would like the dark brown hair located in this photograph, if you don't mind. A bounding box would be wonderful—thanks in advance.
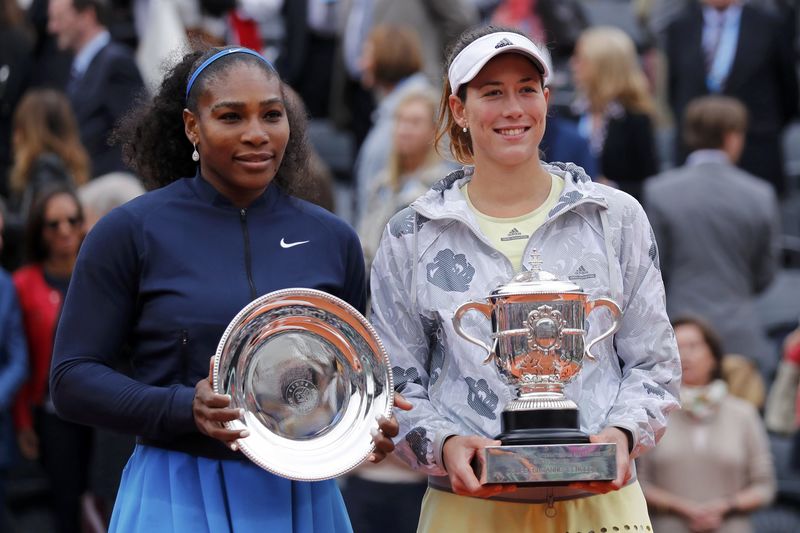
[682,95,748,151]
[0,0,24,26]
[11,89,91,194]
[671,316,724,381]
[72,0,110,27]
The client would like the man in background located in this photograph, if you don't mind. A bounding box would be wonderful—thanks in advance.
[48,0,144,178]
[664,0,798,194]
[644,95,781,375]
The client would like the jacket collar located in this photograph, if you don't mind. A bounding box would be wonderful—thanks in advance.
[411,161,608,228]
[186,171,279,210]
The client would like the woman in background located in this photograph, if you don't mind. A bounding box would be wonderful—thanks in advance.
[570,26,658,200]
[4,89,89,270]
[638,316,776,533]
[355,24,433,221]
[358,89,453,271]
[9,89,90,219]
[13,184,87,533]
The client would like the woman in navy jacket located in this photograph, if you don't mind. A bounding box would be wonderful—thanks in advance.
[49,47,404,533]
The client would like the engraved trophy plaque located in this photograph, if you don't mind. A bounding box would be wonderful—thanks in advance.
[452,251,622,485]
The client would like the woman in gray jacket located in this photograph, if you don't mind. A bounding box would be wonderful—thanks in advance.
[369,25,681,532]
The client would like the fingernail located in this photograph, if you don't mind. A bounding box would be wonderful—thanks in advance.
[239,408,245,418]
[240,430,250,438]
[230,443,238,451]
[375,414,387,424]
[368,454,376,462]
[370,428,380,439]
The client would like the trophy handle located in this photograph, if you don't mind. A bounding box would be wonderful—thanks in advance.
[584,298,622,361]
[452,301,494,363]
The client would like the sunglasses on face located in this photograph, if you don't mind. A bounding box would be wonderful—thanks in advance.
[44,216,83,231]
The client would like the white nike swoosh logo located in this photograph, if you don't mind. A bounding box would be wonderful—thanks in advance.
[280,238,310,249]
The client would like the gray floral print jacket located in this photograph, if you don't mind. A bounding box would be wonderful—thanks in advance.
[369,163,681,492]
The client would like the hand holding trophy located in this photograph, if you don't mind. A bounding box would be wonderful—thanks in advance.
[453,250,622,485]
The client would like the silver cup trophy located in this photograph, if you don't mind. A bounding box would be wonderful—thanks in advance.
[452,251,622,484]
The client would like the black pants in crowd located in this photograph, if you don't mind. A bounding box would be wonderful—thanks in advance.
[35,408,93,533]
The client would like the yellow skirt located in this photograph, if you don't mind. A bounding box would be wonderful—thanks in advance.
[417,481,652,533]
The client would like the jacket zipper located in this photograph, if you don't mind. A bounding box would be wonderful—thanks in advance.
[180,329,189,383]
[240,208,257,300]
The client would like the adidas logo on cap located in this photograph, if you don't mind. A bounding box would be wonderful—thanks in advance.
[495,38,513,49]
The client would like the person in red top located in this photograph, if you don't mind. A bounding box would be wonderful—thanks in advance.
[13,184,87,533]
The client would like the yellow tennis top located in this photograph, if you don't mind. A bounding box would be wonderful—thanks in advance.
[462,174,564,271]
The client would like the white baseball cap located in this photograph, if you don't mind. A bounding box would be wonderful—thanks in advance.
[448,31,552,94]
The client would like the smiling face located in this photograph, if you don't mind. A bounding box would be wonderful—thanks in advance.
[184,63,290,206]
[449,53,549,171]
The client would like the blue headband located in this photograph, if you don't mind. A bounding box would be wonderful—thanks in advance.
[185,48,275,102]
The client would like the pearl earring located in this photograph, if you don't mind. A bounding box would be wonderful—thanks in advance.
[462,126,468,133]
[192,143,199,162]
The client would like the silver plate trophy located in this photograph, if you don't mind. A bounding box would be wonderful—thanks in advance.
[453,250,622,484]
[213,288,393,481]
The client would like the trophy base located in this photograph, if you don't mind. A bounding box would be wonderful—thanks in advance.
[472,406,616,485]
[497,406,587,445]
[474,442,617,485]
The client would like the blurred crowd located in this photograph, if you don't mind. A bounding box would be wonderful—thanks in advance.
[1,0,800,532]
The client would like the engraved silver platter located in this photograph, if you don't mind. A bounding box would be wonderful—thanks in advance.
[213,288,393,481]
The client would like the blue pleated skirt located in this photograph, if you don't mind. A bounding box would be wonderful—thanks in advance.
[110,445,353,533]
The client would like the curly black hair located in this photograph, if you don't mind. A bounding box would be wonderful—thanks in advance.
[114,47,311,196]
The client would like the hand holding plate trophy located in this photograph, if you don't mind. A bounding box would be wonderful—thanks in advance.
[212,289,393,480]
[452,250,622,485]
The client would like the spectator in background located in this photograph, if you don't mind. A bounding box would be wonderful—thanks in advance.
[644,96,780,375]
[570,26,658,202]
[277,0,342,119]
[358,89,452,275]
[13,184,88,533]
[27,0,73,90]
[638,316,776,533]
[370,0,477,84]
[48,0,144,178]
[8,89,90,221]
[0,198,28,533]
[355,24,432,223]
[3,89,89,271]
[765,323,800,444]
[77,171,145,230]
[664,0,799,195]
[539,109,597,177]
[280,83,337,212]
[0,0,34,197]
